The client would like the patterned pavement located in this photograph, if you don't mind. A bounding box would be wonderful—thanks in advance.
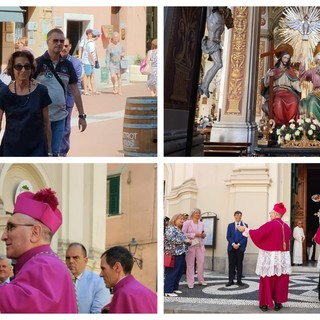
[68,82,151,157]
[164,270,320,313]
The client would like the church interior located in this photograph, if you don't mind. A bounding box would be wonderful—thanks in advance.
[164,6,320,157]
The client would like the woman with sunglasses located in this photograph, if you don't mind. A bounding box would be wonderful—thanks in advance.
[0,50,52,156]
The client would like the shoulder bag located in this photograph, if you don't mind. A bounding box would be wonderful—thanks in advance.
[120,58,128,70]
[164,253,174,268]
[140,58,150,75]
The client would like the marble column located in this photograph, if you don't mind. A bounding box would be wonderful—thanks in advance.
[210,7,261,151]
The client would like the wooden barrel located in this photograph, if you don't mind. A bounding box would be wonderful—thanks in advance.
[123,96,157,157]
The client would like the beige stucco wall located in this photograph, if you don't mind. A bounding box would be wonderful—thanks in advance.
[164,163,292,274]
[22,6,146,60]
[0,163,107,263]
[1,6,151,86]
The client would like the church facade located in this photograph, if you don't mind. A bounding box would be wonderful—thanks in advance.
[164,163,320,274]
[0,163,157,292]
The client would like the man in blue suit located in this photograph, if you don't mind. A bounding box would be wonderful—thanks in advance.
[226,210,248,287]
[66,242,110,313]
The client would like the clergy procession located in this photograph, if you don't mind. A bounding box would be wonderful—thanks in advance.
[0,187,157,314]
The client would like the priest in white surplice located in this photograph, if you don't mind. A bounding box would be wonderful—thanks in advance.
[293,221,305,265]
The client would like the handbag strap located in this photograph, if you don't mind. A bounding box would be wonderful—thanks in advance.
[34,59,66,96]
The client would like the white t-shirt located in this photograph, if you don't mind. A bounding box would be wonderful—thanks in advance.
[81,40,96,65]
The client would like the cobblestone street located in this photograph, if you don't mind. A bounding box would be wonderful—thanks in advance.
[164,268,320,314]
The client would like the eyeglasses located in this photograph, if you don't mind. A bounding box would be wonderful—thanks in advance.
[63,44,70,48]
[52,39,65,44]
[13,64,32,71]
[4,222,34,232]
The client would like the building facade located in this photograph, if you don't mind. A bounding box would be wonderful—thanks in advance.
[164,163,320,274]
[0,163,157,292]
[0,6,157,89]
[106,163,157,291]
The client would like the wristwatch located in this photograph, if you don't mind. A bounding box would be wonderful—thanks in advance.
[79,114,87,119]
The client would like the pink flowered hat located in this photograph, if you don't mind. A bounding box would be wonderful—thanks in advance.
[14,188,62,234]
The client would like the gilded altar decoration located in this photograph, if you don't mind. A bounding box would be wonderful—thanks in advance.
[258,116,276,146]
[277,7,320,64]
[276,117,320,147]
[226,7,248,114]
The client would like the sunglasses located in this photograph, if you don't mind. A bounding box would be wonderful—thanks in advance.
[13,64,32,71]
[52,39,65,44]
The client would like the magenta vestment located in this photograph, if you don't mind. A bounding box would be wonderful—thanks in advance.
[105,274,157,313]
[314,227,320,244]
[249,218,292,251]
[0,245,77,313]
[249,218,292,308]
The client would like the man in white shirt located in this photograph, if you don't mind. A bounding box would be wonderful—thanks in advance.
[79,29,97,95]
[0,255,13,284]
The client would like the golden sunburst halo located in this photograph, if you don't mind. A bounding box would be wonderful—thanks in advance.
[275,6,320,66]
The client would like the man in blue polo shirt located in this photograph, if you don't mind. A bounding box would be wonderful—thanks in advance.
[34,28,87,156]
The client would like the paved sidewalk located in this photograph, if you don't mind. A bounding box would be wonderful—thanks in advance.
[68,82,152,157]
[164,268,320,314]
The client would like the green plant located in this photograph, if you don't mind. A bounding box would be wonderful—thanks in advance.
[134,55,143,65]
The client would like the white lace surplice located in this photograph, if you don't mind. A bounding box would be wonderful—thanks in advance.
[255,249,292,277]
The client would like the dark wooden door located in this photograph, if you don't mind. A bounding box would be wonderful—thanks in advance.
[164,7,206,156]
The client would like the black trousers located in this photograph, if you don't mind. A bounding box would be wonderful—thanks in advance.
[228,248,244,283]
[318,272,320,301]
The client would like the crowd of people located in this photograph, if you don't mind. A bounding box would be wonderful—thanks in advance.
[164,203,320,312]
[0,29,157,157]
[0,29,87,157]
[0,187,157,313]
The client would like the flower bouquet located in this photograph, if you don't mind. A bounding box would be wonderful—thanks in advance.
[275,117,320,148]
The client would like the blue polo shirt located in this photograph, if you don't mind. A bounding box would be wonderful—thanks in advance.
[34,51,78,121]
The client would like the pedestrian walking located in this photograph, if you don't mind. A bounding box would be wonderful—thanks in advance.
[105,31,125,95]
[34,28,87,156]
[0,50,52,156]
[59,37,82,156]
